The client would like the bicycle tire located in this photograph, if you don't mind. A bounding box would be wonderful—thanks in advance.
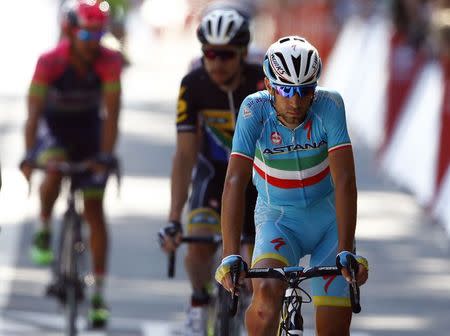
[59,210,80,336]
[65,284,77,336]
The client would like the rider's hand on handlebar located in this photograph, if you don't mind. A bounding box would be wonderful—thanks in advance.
[336,251,369,286]
[158,221,183,253]
[90,153,118,173]
[215,255,248,294]
[19,153,34,181]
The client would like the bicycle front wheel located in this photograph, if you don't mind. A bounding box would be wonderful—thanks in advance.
[65,284,78,336]
[213,285,242,336]
[59,211,81,335]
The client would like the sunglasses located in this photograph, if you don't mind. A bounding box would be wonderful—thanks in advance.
[202,48,238,61]
[76,29,104,41]
[272,83,317,98]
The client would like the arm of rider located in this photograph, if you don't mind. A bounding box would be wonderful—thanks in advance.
[160,132,198,252]
[329,147,368,286]
[216,155,252,292]
[21,94,45,181]
[95,88,121,171]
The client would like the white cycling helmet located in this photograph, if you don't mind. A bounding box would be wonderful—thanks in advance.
[197,9,250,46]
[263,36,322,86]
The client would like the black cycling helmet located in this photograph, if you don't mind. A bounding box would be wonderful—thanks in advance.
[197,8,250,47]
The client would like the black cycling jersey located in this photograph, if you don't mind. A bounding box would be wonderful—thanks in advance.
[176,63,265,236]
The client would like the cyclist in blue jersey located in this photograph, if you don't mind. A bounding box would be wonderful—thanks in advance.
[215,36,369,335]
[20,0,122,328]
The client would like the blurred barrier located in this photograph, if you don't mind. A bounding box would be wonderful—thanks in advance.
[323,14,450,237]
[266,1,339,64]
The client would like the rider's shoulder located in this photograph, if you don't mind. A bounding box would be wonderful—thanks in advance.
[93,46,123,79]
[241,90,271,116]
[37,39,70,65]
[97,46,123,66]
[181,66,210,86]
[314,86,345,111]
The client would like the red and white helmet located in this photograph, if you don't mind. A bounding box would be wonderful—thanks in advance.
[263,36,322,86]
[61,0,110,29]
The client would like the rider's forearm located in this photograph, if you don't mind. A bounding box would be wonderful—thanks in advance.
[101,91,121,153]
[168,151,196,222]
[25,119,38,152]
[25,95,43,152]
[335,175,357,252]
[221,175,246,257]
[100,115,119,153]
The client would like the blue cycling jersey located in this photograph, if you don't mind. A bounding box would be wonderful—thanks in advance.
[232,88,351,207]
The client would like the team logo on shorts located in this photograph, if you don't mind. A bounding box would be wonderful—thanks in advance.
[271,132,282,145]
[270,237,286,251]
[323,274,337,293]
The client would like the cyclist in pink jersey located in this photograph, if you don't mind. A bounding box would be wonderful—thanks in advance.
[20,0,122,328]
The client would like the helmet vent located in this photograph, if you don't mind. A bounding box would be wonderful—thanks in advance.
[304,50,314,76]
[217,16,223,33]
[279,37,290,43]
[275,52,291,77]
[225,22,235,37]
[206,20,212,35]
[291,54,302,79]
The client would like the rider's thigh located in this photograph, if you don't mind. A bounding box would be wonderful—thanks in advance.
[315,305,352,336]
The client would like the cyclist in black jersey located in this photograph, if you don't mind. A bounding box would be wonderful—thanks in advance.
[158,7,264,336]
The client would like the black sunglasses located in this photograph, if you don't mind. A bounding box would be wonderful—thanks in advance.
[202,48,238,61]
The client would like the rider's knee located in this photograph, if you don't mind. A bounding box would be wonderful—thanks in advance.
[186,207,220,235]
[185,241,215,263]
[251,279,284,316]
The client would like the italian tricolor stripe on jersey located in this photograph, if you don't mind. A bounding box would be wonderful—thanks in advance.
[253,147,330,189]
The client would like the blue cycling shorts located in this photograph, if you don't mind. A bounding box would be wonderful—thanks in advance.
[252,192,350,307]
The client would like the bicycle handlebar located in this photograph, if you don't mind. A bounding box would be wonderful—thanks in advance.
[29,161,92,175]
[25,159,122,196]
[231,255,362,314]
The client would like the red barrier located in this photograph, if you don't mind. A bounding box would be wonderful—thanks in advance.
[269,1,339,65]
[379,31,426,156]
[435,57,450,197]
